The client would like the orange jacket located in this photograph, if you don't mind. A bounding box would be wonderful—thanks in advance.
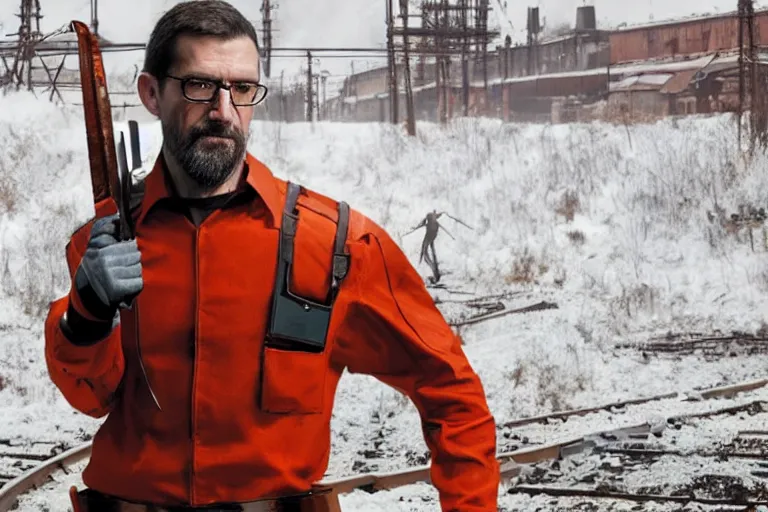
[45,153,499,510]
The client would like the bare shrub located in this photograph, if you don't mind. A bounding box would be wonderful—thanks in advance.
[4,202,77,318]
[534,363,569,411]
[448,117,496,178]
[752,263,768,293]
[503,247,553,286]
[0,168,19,214]
[505,362,526,388]
[553,267,567,288]
[555,190,580,222]
[610,283,658,322]
[453,325,466,346]
[504,250,536,285]
[565,342,590,392]
[518,340,594,413]
[574,321,593,344]
[567,230,586,245]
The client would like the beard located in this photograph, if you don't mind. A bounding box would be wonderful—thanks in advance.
[162,116,248,191]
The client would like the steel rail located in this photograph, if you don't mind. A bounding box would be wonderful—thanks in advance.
[0,443,92,511]
[502,377,768,430]
[0,421,649,510]
[1,377,767,510]
[508,485,768,507]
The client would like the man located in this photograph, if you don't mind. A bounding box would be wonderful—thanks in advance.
[44,1,500,510]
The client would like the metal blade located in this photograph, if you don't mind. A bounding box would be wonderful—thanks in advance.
[71,20,115,204]
[117,132,133,240]
[128,119,142,171]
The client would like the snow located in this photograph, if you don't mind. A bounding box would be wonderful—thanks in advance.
[610,73,675,91]
[1,88,768,510]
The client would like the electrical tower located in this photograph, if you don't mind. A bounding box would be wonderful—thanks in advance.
[737,0,767,152]
[260,0,275,78]
[2,0,44,91]
[90,0,99,36]
[389,0,497,124]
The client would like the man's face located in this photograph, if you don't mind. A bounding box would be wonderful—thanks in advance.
[154,35,261,191]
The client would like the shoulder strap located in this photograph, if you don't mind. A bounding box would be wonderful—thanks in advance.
[331,201,350,295]
[279,182,302,268]
[281,181,351,301]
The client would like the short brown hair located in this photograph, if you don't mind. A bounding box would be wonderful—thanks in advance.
[143,0,260,80]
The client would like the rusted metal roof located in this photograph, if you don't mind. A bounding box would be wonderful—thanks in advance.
[610,73,672,92]
[659,69,700,94]
[610,54,715,76]
[613,7,768,33]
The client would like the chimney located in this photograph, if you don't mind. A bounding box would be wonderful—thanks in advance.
[527,7,541,36]
[576,5,596,31]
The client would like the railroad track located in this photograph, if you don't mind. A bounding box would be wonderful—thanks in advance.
[4,377,768,511]
[616,332,768,359]
[505,402,768,511]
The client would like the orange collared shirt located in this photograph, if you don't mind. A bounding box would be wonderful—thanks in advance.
[45,153,499,510]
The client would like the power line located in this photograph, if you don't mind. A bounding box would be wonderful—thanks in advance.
[0,41,498,58]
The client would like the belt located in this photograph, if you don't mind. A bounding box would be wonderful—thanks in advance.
[75,489,337,512]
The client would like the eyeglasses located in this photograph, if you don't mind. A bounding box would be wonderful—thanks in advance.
[165,74,268,106]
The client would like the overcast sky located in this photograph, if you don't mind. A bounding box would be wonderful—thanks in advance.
[1,1,765,86]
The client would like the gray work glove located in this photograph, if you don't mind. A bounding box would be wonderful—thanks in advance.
[73,213,144,320]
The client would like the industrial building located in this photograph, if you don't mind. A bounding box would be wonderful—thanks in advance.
[328,4,768,125]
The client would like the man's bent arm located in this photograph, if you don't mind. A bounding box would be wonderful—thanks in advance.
[45,213,125,418]
[332,216,500,511]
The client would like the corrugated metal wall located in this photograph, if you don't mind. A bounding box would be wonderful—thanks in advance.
[610,11,768,64]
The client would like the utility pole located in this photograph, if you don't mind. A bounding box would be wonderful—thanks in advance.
[279,70,285,121]
[320,71,329,121]
[460,0,469,116]
[4,0,43,92]
[90,0,99,36]
[386,0,399,125]
[480,0,489,114]
[379,0,497,125]
[260,0,274,77]
[738,0,762,151]
[306,50,313,122]
[399,0,416,135]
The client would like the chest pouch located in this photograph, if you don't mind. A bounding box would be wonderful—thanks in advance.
[266,182,350,353]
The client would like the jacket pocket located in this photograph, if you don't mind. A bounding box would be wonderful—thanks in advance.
[259,346,327,414]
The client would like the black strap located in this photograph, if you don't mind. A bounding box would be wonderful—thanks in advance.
[281,181,350,301]
[331,201,350,294]
[280,182,302,267]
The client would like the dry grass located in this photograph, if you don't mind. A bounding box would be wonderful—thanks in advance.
[0,175,19,214]
[555,190,581,222]
[453,326,467,346]
[608,283,659,334]
[567,230,586,245]
[504,251,536,285]
[754,263,768,293]
[535,363,570,411]
[505,362,526,389]
[553,267,567,288]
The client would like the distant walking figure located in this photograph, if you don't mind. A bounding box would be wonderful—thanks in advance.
[405,210,473,284]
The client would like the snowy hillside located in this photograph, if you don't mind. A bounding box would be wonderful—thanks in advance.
[1,89,768,510]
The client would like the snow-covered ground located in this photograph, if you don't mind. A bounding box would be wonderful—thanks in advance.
[1,89,768,510]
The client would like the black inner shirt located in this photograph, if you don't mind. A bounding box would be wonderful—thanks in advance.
[178,188,254,227]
